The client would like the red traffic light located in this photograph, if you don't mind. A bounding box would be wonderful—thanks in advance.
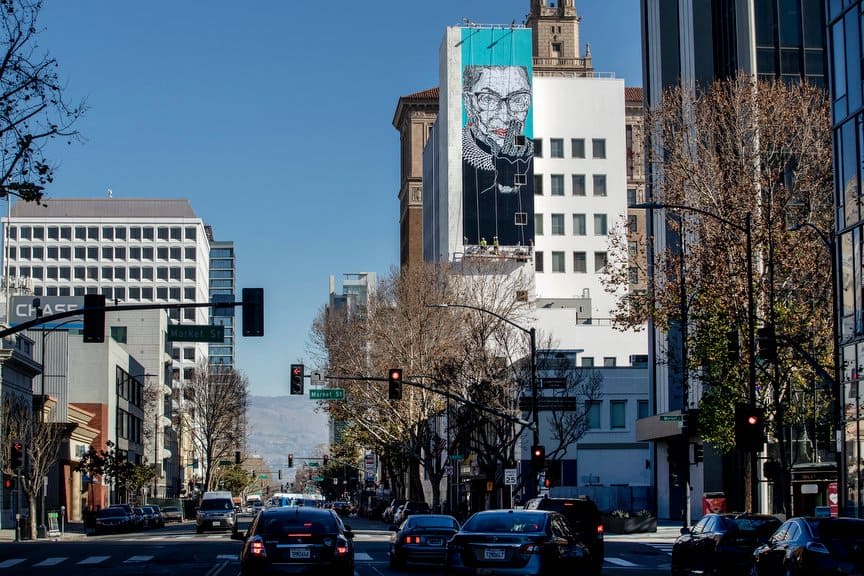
[3,476,11,489]
[747,415,759,425]
[389,369,402,381]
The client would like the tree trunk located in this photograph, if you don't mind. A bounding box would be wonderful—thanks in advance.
[28,493,38,540]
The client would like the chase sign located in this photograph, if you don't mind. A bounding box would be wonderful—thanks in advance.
[10,296,85,329]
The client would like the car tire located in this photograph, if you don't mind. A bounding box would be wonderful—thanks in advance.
[389,554,404,570]
[196,527,203,534]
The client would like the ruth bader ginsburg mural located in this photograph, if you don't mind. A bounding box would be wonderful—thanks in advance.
[461,26,534,248]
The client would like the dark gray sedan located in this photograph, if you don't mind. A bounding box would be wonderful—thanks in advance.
[389,514,460,568]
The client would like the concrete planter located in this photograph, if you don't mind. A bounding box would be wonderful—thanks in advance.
[602,515,657,534]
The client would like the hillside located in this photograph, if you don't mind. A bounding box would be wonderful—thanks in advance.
[246,395,330,471]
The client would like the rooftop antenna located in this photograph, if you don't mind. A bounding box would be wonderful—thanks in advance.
[107,187,113,198]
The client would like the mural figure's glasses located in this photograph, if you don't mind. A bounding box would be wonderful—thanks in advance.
[472,91,531,113]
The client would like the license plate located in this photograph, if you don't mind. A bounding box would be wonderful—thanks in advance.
[211,520,219,526]
[290,548,311,559]
[484,548,505,560]
[428,538,443,546]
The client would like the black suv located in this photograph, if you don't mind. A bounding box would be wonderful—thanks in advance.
[524,496,604,575]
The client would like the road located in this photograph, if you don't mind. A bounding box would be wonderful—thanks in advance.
[0,515,674,575]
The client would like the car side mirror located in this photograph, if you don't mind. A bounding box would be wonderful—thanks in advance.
[344,527,354,539]
[680,527,691,535]
[231,531,246,541]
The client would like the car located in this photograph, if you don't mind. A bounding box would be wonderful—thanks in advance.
[751,516,864,575]
[232,505,355,576]
[94,504,135,534]
[392,500,431,527]
[383,498,407,524]
[132,506,148,530]
[161,505,183,523]
[445,509,592,575]
[389,513,460,569]
[143,505,164,528]
[332,501,353,516]
[524,496,605,575]
[671,512,781,576]
[196,495,238,534]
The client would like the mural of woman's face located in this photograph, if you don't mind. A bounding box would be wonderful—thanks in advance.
[465,66,531,149]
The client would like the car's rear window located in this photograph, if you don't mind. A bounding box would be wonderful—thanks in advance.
[98,508,127,517]
[200,499,233,511]
[409,516,459,529]
[260,515,338,536]
[463,513,546,533]
[163,507,178,513]
[729,517,781,535]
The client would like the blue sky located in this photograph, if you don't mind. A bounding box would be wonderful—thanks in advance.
[36,1,641,397]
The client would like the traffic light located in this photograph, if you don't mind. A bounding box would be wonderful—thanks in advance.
[323,454,329,466]
[9,440,23,470]
[83,294,106,343]
[278,469,282,480]
[735,404,766,452]
[693,443,704,463]
[757,324,777,362]
[530,445,546,470]
[290,364,304,395]
[242,288,264,337]
[3,474,12,490]
[288,453,294,468]
[545,461,560,487]
[726,329,739,362]
[683,408,699,437]
[235,450,241,465]
[388,368,403,400]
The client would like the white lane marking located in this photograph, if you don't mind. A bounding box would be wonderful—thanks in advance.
[124,555,154,563]
[33,558,68,567]
[0,559,26,569]
[78,556,111,565]
[606,557,640,567]
[355,552,374,561]
[216,554,236,560]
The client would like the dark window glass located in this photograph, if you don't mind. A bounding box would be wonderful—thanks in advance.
[781,49,801,74]
[802,0,823,49]
[535,251,543,272]
[534,174,543,196]
[534,138,543,158]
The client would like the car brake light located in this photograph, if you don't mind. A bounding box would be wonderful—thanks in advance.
[405,536,420,544]
[521,544,540,554]
[249,536,267,558]
[336,545,349,555]
[597,524,604,538]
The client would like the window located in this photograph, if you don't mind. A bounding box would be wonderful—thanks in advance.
[185,247,196,260]
[130,246,141,260]
[170,267,181,280]
[183,368,195,380]
[75,226,86,240]
[114,267,126,280]
[130,227,141,240]
[102,267,113,280]
[571,138,585,158]
[170,227,181,240]
[129,287,140,300]
[47,246,58,260]
[74,267,85,280]
[157,267,168,280]
[102,226,114,240]
[593,174,607,196]
[158,227,169,240]
[184,287,196,300]
[88,227,99,240]
[87,247,98,261]
[592,138,606,158]
[169,309,180,321]
[86,267,98,280]
[61,227,71,240]
[20,226,31,240]
[17,246,28,259]
[582,356,595,367]
[102,246,113,260]
[184,348,195,361]
[114,246,125,260]
[171,348,180,361]
[157,247,169,260]
[594,214,608,235]
[628,215,638,232]
[638,400,650,420]
[572,174,586,196]
[185,227,197,240]
[143,247,154,261]
[627,188,638,206]
[111,326,127,344]
[47,227,59,240]
[534,138,543,157]
[586,401,601,429]
[604,357,617,367]
[141,287,153,300]
[115,227,126,240]
[46,266,58,280]
[184,308,196,320]
[32,246,43,259]
[170,287,180,300]
[534,174,543,196]
[550,174,564,196]
[629,267,640,284]
[114,287,125,300]
[185,267,196,281]
[170,247,181,260]
[142,227,154,240]
[573,252,587,273]
[535,251,544,272]
[74,247,85,260]
[628,241,638,258]
[59,267,71,280]
[60,246,71,260]
[550,138,564,158]
[130,267,141,280]
[32,227,43,240]
[572,214,586,236]
[610,400,626,429]
[551,42,561,56]
[157,287,168,300]
[551,214,565,235]
[534,214,544,235]
[594,251,608,272]
[142,267,154,280]
[551,251,565,272]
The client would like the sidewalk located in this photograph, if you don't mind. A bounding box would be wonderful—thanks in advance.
[0,521,88,542]
[603,519,683,544]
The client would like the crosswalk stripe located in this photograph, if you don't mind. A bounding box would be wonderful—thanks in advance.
[124,556,153,563]
[0,559,26,569]
[606,557,640,567]
[78,556,110,565]
[355,552,373,561]
[33,557,68,567]
[216,555,236,560]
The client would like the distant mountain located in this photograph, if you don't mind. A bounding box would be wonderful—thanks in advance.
[246,395,330,471]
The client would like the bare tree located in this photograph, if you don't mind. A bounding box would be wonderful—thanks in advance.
[0,0,85,203]
[2,393,67,538]
[184,364,249,492]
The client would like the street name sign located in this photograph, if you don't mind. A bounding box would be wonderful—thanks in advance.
[659,415,682,422]
[309,389,345,400]
[449,454,464,461]
[167,324,224,342]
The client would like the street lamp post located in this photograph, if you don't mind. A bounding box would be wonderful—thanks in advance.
[428,303,539,492]
[635,202,759,511]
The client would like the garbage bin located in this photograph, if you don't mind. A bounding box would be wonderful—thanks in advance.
[702,492,726,514]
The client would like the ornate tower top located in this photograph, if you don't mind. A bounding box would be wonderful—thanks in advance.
[526,0,592,77]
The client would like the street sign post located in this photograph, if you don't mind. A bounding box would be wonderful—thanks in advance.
[504,468,517,486]
[660,415,683,422]
[309,389,345,400]
[167,324,224,342]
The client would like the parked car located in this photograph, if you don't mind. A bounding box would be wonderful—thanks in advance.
[392,500,431,527]
[233,506,355,576]
[132,507,148,530]
[143,505,164,528]
[671,512,781,576]
[389,513,459,569]
[751,516,864,575]
[445,509,592,575]
[94,504,135,534]
[161,505,183,523]
[524,496,605,575]
[332,501,353,516]
[383,498,407,524]
[196,495,238,534]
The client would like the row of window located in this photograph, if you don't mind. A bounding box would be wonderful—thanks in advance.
[535,213,608,236]
[534,173,608,196]
[535,137,606,159]
[7,225,199,242]
[117,408,143,444]
[584,399,650,430]
[9,265,197,281]
[535,250,607,273]
[116,366,144,407]
[8,245,197,262]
